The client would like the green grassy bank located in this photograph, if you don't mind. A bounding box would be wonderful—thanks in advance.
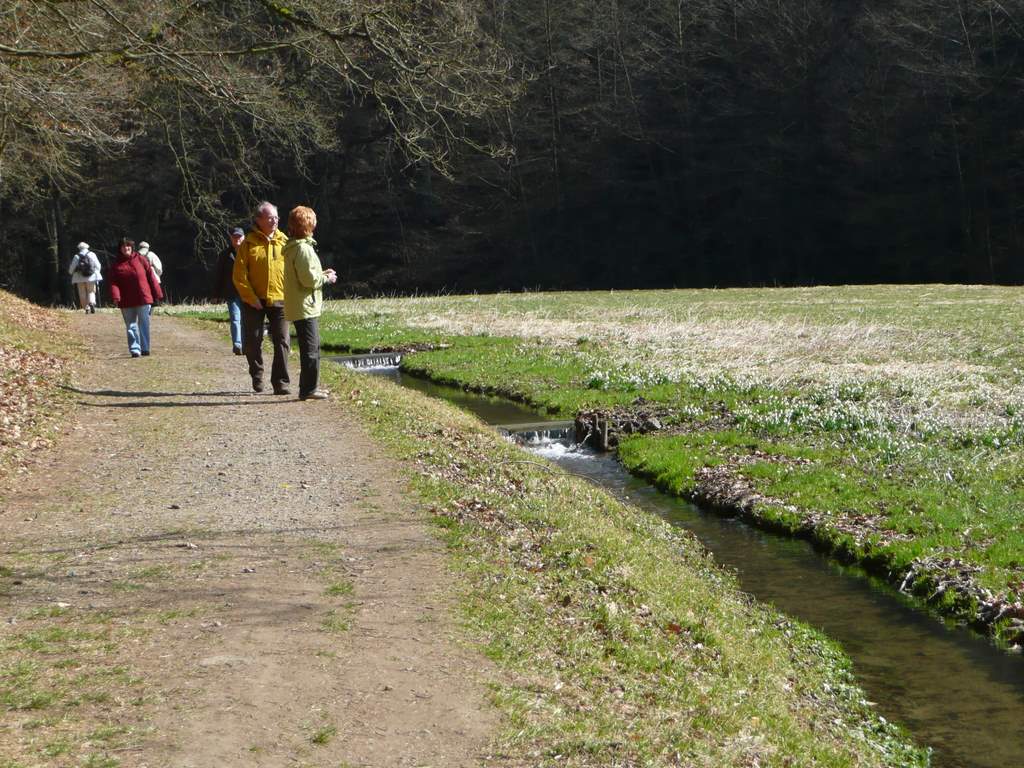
[179,285,1024,645]
[319,361,927,766]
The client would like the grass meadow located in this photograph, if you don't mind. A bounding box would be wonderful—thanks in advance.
[291,285,1023,643]
[316,360,928,767]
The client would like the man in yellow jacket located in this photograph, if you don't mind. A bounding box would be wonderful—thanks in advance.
[232,201,291,394]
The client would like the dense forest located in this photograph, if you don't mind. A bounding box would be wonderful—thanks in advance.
[3,1,1023,302]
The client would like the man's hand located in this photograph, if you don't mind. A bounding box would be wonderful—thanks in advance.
[247,298,262,309]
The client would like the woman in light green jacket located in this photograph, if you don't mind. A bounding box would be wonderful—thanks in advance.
[283,206,337,400]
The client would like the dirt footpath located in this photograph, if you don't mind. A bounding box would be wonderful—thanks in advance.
[0,311,498,767]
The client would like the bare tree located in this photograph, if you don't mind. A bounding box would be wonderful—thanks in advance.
[863,0,1024,282]
[1,0,519,298]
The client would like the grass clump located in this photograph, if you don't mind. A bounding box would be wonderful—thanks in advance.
[321,362,928,767]
[324,580,354,597]
[321,610,350,633]
[311,725,337,745]
[0,584,182,766]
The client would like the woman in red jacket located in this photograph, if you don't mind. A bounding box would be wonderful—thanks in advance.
[108,237,164,358]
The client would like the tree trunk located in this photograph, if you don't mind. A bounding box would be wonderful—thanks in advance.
[43,182,68,305]
[541,0,563,210]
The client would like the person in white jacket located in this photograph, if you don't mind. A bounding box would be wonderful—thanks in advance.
[138,241,162,284]
[68,242,102,313]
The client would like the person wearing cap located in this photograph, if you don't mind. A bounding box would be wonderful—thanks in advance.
[214,227,245,355]
[138,241,162,284]
[108,237,163,358]
[232,201,291,394]
[68,242,102,313]
[283,205,337,400]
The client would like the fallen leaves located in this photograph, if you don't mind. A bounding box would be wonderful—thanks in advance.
[0,293,74,483]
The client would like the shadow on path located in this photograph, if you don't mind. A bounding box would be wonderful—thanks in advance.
[2,523,373,558]
[78,399,290,409]
[62,385,248,398]
[60,384,296,408]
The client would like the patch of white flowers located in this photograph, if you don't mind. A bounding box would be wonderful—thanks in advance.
[574,352,672,392]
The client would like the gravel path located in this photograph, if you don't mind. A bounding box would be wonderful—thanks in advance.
[1,310,498,767]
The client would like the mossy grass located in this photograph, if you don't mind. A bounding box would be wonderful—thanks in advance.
[0,603,149,764]
[299,288,1024,642]
[319,361,927,766]
[1,537,310,764]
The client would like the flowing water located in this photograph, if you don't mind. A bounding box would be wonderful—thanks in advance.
[336,358,1024,768]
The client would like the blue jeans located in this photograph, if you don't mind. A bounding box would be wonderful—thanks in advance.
[227,297,242,348]
[120,305,152,355]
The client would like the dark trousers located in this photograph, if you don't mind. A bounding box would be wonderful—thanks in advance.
[293,317,320,397]
[241,302,290,389]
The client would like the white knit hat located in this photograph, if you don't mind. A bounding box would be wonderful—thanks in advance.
[138,241,150,251]
[77,242,89,251]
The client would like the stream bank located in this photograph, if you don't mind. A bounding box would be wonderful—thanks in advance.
[334,355,1024,768]
[320,356,929,768]
[329,339,1024,648]
[299,288,1024,659]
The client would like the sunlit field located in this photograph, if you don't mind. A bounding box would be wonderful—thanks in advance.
[178,285,1024,643]
[321,285,1024,434]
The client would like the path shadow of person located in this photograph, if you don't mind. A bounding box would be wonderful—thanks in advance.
[61,385,251,398]
[78,399,293,409]
[5,525,356,558]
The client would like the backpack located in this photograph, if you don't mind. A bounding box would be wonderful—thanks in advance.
[76,254,95,278]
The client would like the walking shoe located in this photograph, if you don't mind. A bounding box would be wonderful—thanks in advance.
[141,351,151,356]
[232,345,242,355]
[299,389,329,401]
[273,386,291,396]
[252,379,265,393]
[131,351,141,358]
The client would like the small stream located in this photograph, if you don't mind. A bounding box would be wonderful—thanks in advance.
[338,358,1024,768]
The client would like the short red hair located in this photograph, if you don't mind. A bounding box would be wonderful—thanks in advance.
[288,206,317,238]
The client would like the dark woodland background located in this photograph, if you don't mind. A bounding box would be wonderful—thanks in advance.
[4,1,1024,303]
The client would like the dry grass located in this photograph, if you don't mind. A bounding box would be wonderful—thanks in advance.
[321,286,1024,433]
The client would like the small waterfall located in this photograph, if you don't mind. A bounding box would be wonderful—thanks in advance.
[497,420,577,446]
[331,353,403,369]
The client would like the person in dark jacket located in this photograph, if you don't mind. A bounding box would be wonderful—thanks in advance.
[108,237,164,358]
[214,226,245,355]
